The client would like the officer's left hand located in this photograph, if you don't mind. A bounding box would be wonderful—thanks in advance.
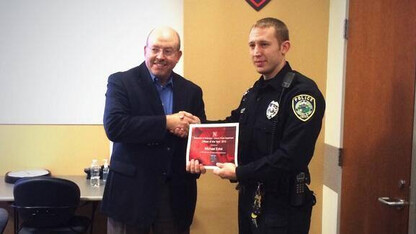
[213,163,237,180]
[186,159,206,174]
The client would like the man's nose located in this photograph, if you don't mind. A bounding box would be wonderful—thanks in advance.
[253,46,261,56]
[156,50,165,59]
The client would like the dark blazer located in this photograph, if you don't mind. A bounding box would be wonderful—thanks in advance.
[101,62,206,230]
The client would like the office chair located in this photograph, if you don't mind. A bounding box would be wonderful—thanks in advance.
[13,177,90,234]
[0,208,8,234]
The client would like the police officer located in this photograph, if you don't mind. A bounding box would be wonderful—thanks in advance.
[188,17,325,234]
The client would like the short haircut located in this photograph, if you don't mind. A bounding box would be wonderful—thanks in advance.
[252,17,289,44]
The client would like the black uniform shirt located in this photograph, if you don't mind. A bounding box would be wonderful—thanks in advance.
[226,62,325,185]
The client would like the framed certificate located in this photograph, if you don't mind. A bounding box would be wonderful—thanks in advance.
[186,123,239,169]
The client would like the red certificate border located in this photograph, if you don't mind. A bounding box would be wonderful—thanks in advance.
[186,123,239,169]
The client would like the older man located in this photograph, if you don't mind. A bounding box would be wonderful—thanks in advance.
[102,26,206,234]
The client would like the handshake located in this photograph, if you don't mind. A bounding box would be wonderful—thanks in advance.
[166,111,200,138]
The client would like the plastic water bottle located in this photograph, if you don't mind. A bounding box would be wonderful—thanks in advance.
[102,159,109,183]
[90,159,100,187]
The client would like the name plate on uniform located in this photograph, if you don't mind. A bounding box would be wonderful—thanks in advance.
[186,123,239,169]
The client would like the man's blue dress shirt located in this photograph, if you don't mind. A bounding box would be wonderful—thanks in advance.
[150,73,173,115]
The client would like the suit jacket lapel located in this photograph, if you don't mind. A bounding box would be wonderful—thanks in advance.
[136,63,165,115]
[172,74,185,113]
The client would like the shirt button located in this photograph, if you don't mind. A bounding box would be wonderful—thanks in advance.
[167,147,171,151]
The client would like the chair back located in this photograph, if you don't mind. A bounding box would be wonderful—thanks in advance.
[0,208,8,234]
[13,177,80,228]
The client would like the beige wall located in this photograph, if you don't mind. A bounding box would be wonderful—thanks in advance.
[183,1,328,233]
[0,125,109,175]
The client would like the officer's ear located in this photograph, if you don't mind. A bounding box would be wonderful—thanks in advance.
[280,40,290,55]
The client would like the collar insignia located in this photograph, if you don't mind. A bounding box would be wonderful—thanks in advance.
[292,94,316,121]
[243,89,251,97]
[266,101,279,119]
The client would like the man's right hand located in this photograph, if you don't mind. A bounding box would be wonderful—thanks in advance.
[166,111,200,138]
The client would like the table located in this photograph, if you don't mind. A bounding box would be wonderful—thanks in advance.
[0,175,105,234]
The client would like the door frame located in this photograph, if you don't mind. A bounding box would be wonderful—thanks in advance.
[410,79,416,233]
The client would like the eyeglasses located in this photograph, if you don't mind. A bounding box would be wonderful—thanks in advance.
[148,46,177,57]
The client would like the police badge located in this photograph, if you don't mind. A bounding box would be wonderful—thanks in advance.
[292,94,316,121]
[266,101,279,119]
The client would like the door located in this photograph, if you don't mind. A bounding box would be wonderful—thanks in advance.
[341,0,416,233]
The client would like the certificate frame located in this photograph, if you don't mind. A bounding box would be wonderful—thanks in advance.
[186,123,239,169]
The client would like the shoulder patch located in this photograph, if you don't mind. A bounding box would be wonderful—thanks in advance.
[292,94,316,122]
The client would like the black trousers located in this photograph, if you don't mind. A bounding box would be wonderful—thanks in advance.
[107,180,189,234]
[238,185,314,234]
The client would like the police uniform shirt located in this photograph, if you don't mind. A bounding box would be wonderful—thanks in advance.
[226,62,325,185]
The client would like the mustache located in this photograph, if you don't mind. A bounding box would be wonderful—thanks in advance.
[153,59,166,65]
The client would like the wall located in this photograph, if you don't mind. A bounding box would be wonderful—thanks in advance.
[0,0,184,124]
[183,1,329,233]
[322,0,348,233]
[0,125,109,175]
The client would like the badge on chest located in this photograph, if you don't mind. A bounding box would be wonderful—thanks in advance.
[266,100,279,119]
